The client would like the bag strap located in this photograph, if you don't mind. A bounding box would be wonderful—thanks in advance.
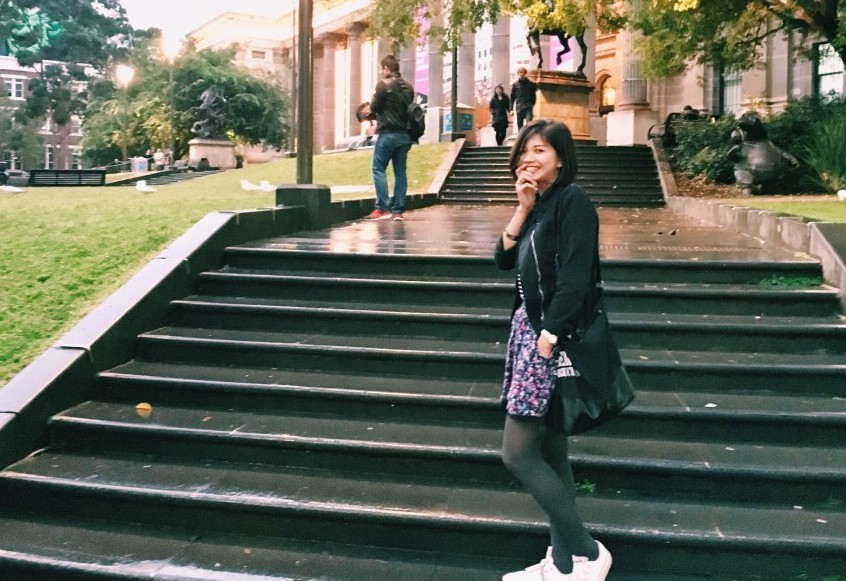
[555,188,604,329]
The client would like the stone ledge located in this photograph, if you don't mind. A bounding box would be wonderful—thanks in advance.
[667,197,846,310]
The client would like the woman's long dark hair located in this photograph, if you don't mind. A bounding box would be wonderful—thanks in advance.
[507,119,578,191]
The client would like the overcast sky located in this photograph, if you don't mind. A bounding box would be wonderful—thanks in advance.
[119,0,294,41]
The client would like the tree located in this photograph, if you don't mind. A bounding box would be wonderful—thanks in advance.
[0,0,131,166]
[625,0,845,78]
[368,0,501,51]
[0,94,44,170]
[82,46,290,166]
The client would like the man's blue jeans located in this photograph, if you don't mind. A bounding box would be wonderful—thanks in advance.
[372,131,413,214]
[516,105,534,130]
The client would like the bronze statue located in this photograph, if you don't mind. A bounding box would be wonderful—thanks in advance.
[190,85,227,139]
[727,111,798,195]
[526,26,587,73]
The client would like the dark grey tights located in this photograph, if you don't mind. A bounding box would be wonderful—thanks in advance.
[502,415,598,573]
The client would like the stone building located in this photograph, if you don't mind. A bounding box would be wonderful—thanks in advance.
[188,2,843,153]
[1,52,86,171]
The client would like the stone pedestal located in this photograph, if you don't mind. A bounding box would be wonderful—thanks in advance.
[187,138,237,169]
[605,107,659,146]
[528,70,593,140]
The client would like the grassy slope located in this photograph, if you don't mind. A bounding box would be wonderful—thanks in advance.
[0,143,450,384]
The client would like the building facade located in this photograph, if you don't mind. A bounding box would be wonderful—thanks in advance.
[1,53,85,171]
[189,3,844,154]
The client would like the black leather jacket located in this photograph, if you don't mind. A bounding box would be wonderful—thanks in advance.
[369,73,414,134]
[495,183,600,339]
[510,77,537,111]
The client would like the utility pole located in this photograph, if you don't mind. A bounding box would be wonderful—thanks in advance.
[296,0,313,184]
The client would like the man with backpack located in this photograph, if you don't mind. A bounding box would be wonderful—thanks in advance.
[360,54,416,221]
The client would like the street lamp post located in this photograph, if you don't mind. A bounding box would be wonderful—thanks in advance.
[161,34,181,166]
[115,64,135,169]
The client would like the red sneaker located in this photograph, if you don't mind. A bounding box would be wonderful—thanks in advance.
[365,209,391,220]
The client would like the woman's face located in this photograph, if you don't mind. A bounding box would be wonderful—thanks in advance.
[495,87,504,96]
[517,134,561,194]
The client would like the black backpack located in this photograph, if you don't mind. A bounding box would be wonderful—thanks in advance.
[406,96,426,142]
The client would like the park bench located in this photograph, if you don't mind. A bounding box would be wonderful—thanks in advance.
[28,169,107,187]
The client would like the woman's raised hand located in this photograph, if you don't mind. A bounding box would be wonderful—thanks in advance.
[515,164,538,210]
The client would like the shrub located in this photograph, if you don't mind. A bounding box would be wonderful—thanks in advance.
[671,115,736,183]
[804,114,846,193]
[668,96,846,193]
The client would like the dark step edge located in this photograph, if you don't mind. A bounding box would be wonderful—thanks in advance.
[197,272,512,291]
[97,370,498,408]
[171,299,511,325]
[49,415,500,462]
[51,414,846,484]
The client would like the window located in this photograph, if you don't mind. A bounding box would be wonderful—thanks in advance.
[815,43,844,99]
[250,50,266,60]
[45,145,55,169]
[599,77,616,116]
[3,77,25,100]
[71,147,83,170]
[70,116,82,135]
[720,69,742,116]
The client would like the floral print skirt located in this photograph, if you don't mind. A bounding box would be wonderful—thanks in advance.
[501,305,581,427]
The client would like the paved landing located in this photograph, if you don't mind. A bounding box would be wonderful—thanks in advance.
[248,204,817,263]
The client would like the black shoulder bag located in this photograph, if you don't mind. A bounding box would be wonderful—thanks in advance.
[548,199,635,435]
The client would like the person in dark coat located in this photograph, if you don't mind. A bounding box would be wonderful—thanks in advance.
[489,84,511,146]
[510,66,537,130]
[495,119,613,581]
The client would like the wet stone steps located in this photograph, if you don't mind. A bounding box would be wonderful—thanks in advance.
[45,398,846,509]
[442,144,664,207]
[0,205,843,579]
[2,449,844,579]
[0,515,520,581]
[164,298,846,356]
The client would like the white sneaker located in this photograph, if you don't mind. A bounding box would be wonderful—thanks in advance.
[502,547,550,581]
[573,540,612,581]
[503,547,585,581]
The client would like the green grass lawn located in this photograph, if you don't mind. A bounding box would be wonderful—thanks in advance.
[0,143,450,385]
[728,198,846,224]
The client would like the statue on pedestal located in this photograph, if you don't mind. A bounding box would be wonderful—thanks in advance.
[190,85,227,140]
[526,26,587,73]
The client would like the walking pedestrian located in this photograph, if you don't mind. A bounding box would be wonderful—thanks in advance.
[490,84,511,146]
[510,67,537,131]
[359,54,415,221]
[495,119,613,581]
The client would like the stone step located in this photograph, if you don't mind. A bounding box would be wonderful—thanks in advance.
[132,326,846,394]
[168,296,846,353]
[0,515,520,581]
[49,398,846,508]
[1,451,843,578]
[220,248,824,284]
[97,360,846,446]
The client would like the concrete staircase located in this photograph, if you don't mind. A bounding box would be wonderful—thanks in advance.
[440,144,665,207]
[0,205,843,580]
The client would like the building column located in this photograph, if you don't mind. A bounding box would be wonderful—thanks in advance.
[605,2,657,145]
[315,33,340,152]
[399,44,415,85]
[427,24,444,140]
[346,22,366,136]
[459,31,475,107]
[491,15,511,90]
